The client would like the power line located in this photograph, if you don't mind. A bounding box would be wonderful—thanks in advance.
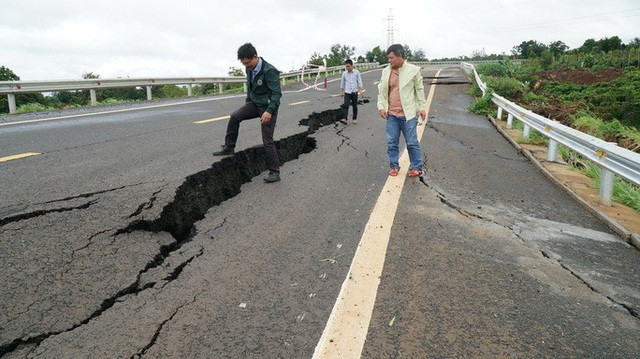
[442,0,538,20]
[479,8,640,34]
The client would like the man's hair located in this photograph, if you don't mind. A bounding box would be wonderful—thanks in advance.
[345,59,353,65]
[237,43,257,60]
[386,44,404,58]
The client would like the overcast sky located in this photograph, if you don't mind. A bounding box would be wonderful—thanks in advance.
[1,0,638,80]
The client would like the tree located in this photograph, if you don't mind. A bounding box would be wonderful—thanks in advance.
[82,71,100,79]
[512,40,549,58]
[326,44,355,66]
[412,49,428,61]
[365,46,387,64]
[579,38,598,53]
[0,65,19,81]
[228,67,245,76]
[308,52,326,66]
[599,36,624,52]
[628,37,640,48]
[549,40,568,56]
[402,44,414,61]
[472,48,487,59]
[307,44,355,67]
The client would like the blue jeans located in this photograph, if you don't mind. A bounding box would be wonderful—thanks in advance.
[386,115,423,170]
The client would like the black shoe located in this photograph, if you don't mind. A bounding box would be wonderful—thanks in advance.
[213,145,234,156]
[264,170,280,183]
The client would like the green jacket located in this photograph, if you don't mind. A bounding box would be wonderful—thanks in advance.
[246,58,282,115]
[377,61,426,120]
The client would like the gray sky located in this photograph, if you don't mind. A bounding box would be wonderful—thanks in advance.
[1,0,638,80]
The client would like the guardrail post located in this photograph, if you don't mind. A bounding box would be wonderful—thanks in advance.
[547,139,559,161]
[522,124,531,138]
[297,75,301,82]
[187,85,192,97]
[90,90,97,106]
[506,113,513,129]
[496,107,503,120]
[281,78,286,87]
[599,168,615,206]
[243,83,247,93]
[146,86,152,101]
[8,94,17,114]
[218,83,223,94]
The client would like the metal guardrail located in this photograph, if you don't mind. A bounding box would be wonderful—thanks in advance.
[0,62,380,114]
[461,62,640,205]
[414,60,523,66]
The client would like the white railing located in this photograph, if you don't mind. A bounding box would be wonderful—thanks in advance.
[0,62,380,114]
[461,62,640,206]
[413,59,523,66]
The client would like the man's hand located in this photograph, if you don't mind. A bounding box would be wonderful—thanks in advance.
[418,110,427,121]
[379,109,387,119]
[340,90,344,98]
[261,111,272,124]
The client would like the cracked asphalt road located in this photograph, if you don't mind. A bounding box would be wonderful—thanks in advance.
[1,67,639,358]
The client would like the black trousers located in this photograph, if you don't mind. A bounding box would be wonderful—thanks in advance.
[224,101,280,172]
[342,92,358,119]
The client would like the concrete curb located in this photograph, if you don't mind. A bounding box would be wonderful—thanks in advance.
[487,115,639,251]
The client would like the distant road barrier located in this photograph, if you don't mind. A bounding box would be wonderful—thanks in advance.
[0,63,380,114]
[461,62,640,206]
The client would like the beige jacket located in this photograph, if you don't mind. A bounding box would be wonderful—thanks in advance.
[377,62,426,120]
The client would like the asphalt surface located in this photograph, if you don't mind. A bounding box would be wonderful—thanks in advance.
[1,67,639,358]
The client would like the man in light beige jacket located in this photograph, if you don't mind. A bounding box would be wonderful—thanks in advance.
[377,44,427,177]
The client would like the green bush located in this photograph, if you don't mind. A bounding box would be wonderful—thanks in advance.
[17,103,49,113]
[484,76,526,98]
[476,63,509,77]
[572,114,640,145]
[521,91,547,103]
[160,85,188,98]
[468,80,483,97]
[100,98,129,105]
[468,88,494,115]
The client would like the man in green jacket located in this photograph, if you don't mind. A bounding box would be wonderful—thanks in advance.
[213,43,282,183]
[377,44,427,178]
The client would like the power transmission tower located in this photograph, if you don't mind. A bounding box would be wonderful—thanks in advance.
[386,8,395,48]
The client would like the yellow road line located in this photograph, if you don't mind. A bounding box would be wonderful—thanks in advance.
[194,115,230,124]
[312,69,443,359]
[330,94,341,97]
[0,152,41,163]
[289,100,310,106]
[372,81,379,85]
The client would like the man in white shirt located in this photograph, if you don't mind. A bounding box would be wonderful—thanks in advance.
[339,59,364,124]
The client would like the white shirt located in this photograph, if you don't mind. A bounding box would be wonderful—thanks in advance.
[340,69,363,94]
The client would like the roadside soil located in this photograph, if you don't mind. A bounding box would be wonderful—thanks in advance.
[532,67,624,85]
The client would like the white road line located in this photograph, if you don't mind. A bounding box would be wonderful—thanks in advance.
[312,69,442,359]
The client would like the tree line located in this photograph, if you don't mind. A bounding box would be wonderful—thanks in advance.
[307,43,428,67]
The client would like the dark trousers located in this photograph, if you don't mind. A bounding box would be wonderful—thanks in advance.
[342,92,358,119]
[224,101,280,172]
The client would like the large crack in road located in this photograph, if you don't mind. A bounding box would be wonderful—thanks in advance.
[0,107,344,357]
